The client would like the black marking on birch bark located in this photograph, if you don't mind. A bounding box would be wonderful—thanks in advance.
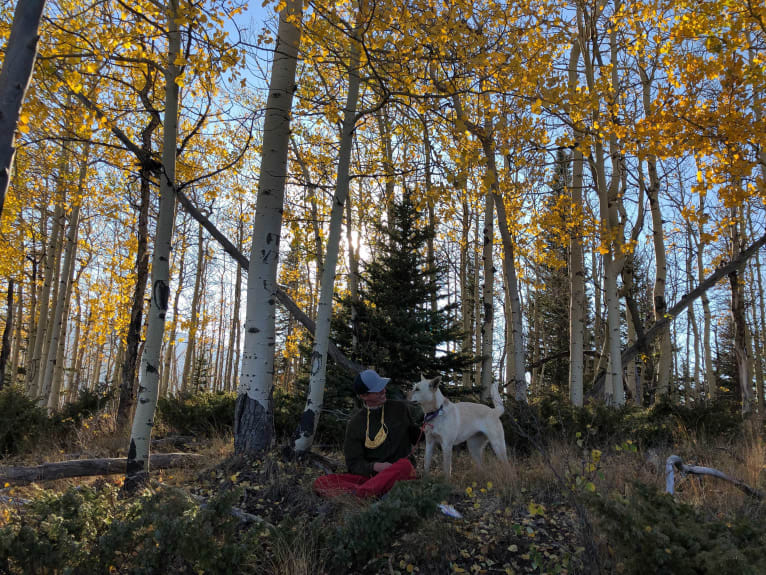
[146,363,157,374]
[154,279,169,309]
[248,327,259,333]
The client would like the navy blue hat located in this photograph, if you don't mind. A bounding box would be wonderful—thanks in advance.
[353,369,390,394]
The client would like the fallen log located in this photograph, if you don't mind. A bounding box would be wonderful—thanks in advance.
[664,455,764,499]
[0,453,203,485]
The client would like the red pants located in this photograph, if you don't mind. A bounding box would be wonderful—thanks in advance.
[313,458,416,498]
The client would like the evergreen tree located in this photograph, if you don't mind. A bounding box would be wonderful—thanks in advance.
[333,192,470,389]
[526,151,573,391]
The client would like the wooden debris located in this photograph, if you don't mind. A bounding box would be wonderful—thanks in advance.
[0,453,204,485]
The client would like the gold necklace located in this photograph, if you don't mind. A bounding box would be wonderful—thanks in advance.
[364,405,388,449]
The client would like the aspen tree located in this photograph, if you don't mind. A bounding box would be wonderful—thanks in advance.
[42,142,90,410]
[116,74,161,429]
[235,0,302,456]
[729,207,755,414]
[182,224,207,391]
[567,39,587,407]
[294,2,365,453]
[125,0,183,489]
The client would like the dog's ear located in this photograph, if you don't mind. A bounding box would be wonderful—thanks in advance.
[429,376,441,390]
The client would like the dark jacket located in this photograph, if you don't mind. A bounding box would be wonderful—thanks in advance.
[344,400,421,477]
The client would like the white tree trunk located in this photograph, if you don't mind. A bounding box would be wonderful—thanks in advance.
[696,199,715,400]
[639,69,671,400]
[0,0,47,215]
[493,190,526,401]
[294,22,362,453]
[125,0,181,488]
[42,144,88,409]
[234,0,302,457]
[182,225,206,391]
[29,155,67,399]
[729,209,754,415]
[568,40,586,407]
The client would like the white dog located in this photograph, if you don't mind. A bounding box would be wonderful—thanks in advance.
[408,375,508,476]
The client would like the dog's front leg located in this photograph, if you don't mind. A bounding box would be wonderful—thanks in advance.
[442,443,453,477]
[424,436,435,473]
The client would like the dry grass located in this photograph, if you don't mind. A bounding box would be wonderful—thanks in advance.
[265,522,326,575]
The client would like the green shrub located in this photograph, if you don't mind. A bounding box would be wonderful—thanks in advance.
[0,483,261,574]
[97,487,255,574]
[273,387,307,441]
[50,385,114,434]
[646,396,742,441]
[502,388,745,454]
[156,391,236,436]
[0,385,49,456]
[273,386,350,447]
[0,483,118,574]
[0,385,115,457]
[325,478,452,571]
[587,483,766,574]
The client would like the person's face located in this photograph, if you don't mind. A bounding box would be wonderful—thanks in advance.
[360,388,387,408]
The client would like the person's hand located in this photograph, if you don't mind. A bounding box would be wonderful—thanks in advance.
[373,462,392,473]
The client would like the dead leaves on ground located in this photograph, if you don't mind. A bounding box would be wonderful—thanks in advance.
[187,452,586,574]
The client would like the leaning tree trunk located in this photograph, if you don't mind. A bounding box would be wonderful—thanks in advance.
[0,0,47,216]
[234,0,302,457]
[294,23,361,453]
[125,0,182,490]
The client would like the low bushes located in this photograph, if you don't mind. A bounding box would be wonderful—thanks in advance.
[502,388,745,455]
[0,385,112,457]
[587,483,766,574]
[0,483,259,574]
[156,391,236,436]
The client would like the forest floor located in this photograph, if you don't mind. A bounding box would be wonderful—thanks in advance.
[3,426,765,574]
[186,446,592,574]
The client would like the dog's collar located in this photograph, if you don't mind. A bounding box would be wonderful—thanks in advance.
[423,405,444,423]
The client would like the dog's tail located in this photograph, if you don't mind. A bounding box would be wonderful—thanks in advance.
[491,382,505,416]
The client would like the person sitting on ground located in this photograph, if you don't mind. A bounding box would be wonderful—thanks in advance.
[313,369,422,498]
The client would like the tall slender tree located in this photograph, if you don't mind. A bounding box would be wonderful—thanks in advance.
[234,0,303,457]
